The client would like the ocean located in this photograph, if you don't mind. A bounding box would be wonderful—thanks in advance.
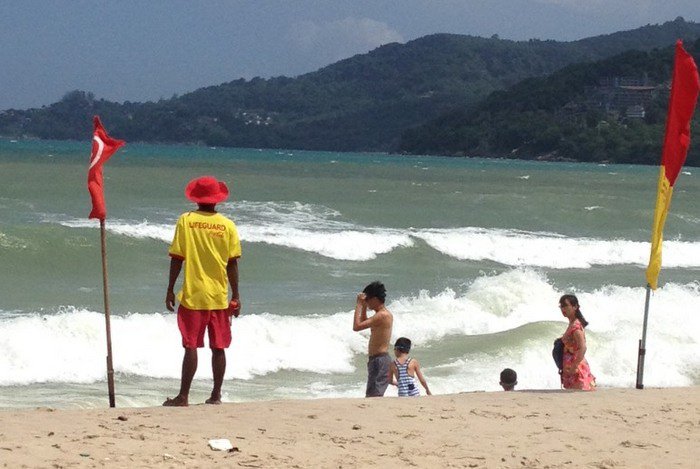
[1,138,698,409]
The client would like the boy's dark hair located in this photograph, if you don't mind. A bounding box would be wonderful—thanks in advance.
[500,368,517,385]
[394,337,412,353]
[363,281,386,303]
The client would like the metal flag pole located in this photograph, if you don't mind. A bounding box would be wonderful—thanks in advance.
[635,284,652,389]
[100,219,116,407]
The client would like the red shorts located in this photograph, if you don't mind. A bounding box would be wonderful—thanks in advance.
[177,305,232,349]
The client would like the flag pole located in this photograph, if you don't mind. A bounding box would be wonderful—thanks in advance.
[635,284,652,389]
[100,219,116,407]
[638,40,699,390]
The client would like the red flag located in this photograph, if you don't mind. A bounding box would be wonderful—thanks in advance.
[646,40,700,289]
[88,116,125,220]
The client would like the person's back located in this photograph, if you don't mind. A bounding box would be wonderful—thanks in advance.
[173,210,238,310]
[394,356,420,396]
[163,176,242,407]
[390,337,431,397]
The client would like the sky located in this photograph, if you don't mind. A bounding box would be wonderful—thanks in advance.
[1,1,699,110]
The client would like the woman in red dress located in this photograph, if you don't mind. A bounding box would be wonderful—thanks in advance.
[559,294,596,390]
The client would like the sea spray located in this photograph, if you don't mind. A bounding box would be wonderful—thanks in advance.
[412,227,700,268]
[3,142,699,408]
[1,271,697,392]
[56,216,700,267]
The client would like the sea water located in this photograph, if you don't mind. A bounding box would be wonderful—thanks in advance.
[0,138,698,408]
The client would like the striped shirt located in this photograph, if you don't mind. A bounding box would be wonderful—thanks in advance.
[395,358,420,397]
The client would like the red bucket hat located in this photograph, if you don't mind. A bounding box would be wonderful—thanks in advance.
[185,176,230,204]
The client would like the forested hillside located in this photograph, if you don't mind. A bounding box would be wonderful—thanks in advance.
[1,18,699,162]
[398,38,700,166]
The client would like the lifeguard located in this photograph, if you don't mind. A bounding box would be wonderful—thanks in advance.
[163,175,242,406]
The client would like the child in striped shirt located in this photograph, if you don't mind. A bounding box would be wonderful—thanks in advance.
[389,337,431,397]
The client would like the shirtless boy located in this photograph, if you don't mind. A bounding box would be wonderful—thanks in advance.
[353,281,394,397]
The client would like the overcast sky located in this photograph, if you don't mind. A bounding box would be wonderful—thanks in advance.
[2,0,699,110]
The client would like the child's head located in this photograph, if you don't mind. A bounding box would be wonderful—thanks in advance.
[394,337,412,357]
[499,368,517,391]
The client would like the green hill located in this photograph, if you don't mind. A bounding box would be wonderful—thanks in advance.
[397,38,700,166]
[1,17,700,160]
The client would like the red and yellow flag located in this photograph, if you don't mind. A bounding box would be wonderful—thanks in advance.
[646,41,700,290]
[88,116,125,220]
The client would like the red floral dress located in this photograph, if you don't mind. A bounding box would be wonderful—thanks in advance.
[561,319,596,390]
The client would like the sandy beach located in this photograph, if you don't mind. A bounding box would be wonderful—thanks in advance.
[0,387,696,468]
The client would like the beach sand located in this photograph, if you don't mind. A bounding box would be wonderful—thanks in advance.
[0,387,696,468]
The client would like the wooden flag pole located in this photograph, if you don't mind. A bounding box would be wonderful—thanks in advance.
[635,284,652,389]
[100,219,116,407]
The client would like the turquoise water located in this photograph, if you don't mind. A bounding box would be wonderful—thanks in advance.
[1,138,699,408]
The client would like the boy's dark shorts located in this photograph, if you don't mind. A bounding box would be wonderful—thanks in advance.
[365,352,391,397]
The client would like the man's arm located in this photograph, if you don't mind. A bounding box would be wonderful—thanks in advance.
[227,258,240,317]
[353,293,371,331]
[165,257,183,311]
[388,361,398,386]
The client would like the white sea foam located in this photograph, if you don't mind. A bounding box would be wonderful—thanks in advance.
[56,201,414,261]
[62,218,413,262]
[0,232,28,250]
[412,227,700,268]
[242,225,412,260]
[430,279,700,393]
[55,204,700,267]
[674,213,700,225]
[58,218,173,243]
[0,308,362,385]
[1,270,698,390]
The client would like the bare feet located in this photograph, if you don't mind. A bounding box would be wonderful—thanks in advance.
[205,396,222,405]
[162,395,188,407]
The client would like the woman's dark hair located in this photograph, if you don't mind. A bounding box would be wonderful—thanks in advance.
[363,281,386,303]
[559,294,589,328]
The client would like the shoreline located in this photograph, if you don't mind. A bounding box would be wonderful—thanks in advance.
[0,386,696,468]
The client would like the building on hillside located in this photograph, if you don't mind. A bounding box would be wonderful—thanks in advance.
[625,104,646,119]
[575,75,669,122]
